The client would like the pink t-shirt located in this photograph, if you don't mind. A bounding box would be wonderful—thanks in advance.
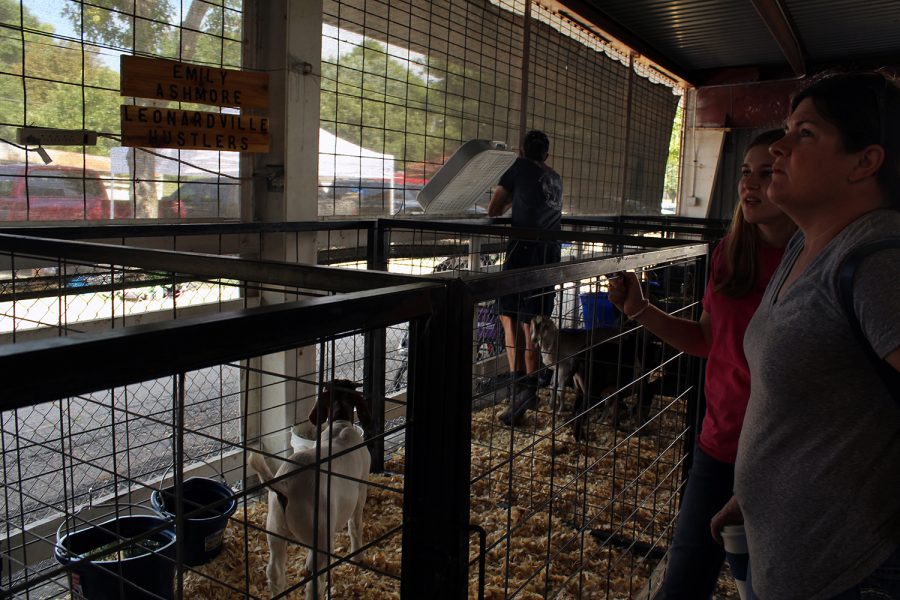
[698,238,785,463]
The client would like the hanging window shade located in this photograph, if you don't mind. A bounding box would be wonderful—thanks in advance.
[320,0,681,218]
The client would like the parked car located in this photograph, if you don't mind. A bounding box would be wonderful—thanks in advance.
[317,177,393,217]
[158,178,240,219]
[390,174,425,215]
[0,164,127,221]
[316,174,491,218]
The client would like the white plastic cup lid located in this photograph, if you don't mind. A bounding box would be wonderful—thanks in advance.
[720,524,748,555]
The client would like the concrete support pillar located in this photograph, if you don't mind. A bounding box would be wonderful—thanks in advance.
[678,88,725,219]
[244,0,322,454]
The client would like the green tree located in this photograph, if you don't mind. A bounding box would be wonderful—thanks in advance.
[63,1,234,65]
[0,0,120,156]
[320,39,486,166]
[663,98,683,202]
[321,40,430,162]
[62,0,233,217]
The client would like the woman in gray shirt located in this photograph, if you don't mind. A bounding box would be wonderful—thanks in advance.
[712,71,900,599]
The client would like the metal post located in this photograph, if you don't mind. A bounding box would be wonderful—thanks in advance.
[619,52,636,217]
[679,249,710,497]
[518,0,533,141]
[364,221,390,472]
[174,373,186,599]
[401,280,473,599]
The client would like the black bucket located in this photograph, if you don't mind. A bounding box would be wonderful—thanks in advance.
[150,477,237,566]
[55,514,176,600]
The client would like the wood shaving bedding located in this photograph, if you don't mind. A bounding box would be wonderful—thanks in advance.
[183,390,687,598]
[183,474,404,599]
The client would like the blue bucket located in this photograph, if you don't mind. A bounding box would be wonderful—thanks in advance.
[150,477,237,566]
[580,292,618,330]
[55,513,176,600]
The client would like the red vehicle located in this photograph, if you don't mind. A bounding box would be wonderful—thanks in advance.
[157,178,240,219]
[0,164,128,221]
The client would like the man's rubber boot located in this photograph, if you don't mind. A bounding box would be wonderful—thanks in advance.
[499,375,538,426]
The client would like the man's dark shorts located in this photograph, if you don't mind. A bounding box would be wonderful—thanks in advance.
[498,240,562,320]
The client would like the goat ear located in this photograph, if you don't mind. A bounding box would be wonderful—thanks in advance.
[308,392,327,426]
[351,392,373,431]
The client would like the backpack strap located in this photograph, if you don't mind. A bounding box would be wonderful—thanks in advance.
[837,238,900,405]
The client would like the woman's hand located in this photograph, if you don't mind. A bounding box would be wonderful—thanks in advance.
[607,271,645,317]
[710,495,743,544]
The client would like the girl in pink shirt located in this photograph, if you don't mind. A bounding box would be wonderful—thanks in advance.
[608,129,796,599]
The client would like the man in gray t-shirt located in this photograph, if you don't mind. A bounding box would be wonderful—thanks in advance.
[736,209,900,599]
[488,130,563,426]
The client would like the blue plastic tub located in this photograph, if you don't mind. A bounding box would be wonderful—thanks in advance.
[55,514,176,600]
[580,292,618,329]
[151,477,237,566]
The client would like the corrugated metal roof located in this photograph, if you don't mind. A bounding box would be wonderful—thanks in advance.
[573,0,900,82]
[586,0,786,71]
[786,0,900,63]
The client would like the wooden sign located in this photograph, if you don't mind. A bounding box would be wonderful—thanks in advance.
[120,56,269,109]
[120,105,270,152]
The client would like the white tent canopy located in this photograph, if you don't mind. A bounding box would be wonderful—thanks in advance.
[318,129,394,181]
[110,129,394,181]
[109,146,240,177]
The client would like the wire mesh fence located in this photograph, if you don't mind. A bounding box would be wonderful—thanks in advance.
[464,260,702,599]
[0,231,427,598]
[4,0,685,236]
[1,0,246,222]
[1,220,715,599]
[0,241,447,599]
[320,0,682,218]
[374,218,709,598]
[0,308,437,599]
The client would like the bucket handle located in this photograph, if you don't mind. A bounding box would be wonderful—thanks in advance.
[55,500,159,558]
[158,451,228,492]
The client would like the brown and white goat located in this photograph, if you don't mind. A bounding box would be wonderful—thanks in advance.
[531,315,663,439]
[248,379,372,599]
[530,315,589,410]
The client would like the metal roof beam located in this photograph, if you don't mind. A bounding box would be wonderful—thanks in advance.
[750,0,806,77]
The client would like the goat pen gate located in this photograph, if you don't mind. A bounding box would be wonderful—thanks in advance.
[0,232,469,599]
[1,220,713,599]
[376,219,711,598]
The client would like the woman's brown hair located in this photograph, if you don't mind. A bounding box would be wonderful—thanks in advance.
[791,71,900,207]
[715,129,785,297]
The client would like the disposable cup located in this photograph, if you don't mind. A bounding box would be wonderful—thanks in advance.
[721,524,748,555]
[721,524,749,600]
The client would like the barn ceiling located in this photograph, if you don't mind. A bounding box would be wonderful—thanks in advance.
[556,0,900,86]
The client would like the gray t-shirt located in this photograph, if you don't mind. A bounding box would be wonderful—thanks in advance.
[736,209,900,599]
[499,157,562,231]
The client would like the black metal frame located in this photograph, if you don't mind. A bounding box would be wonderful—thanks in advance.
[373,219,712,599]
[0,232,417,295]
[0,218,719,599]
[0,275,454,599]
[0,283,443,411]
